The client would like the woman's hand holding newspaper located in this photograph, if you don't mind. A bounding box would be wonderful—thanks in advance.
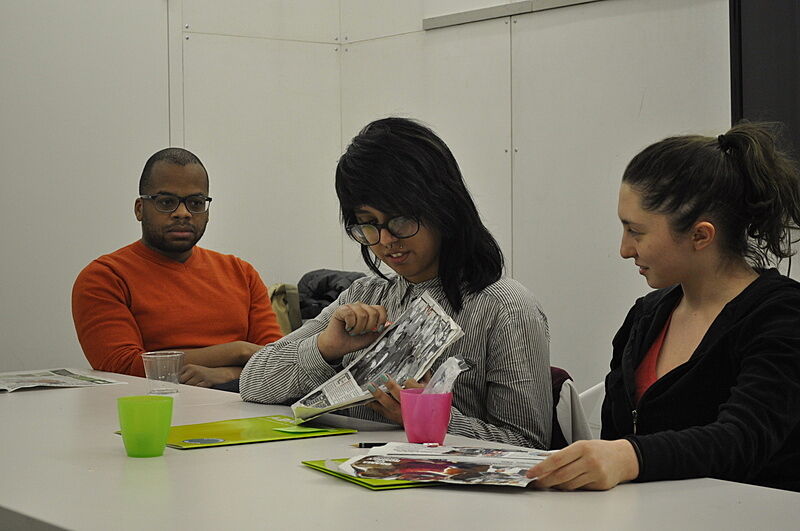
[317,303,390,362]
[365,374,427,425]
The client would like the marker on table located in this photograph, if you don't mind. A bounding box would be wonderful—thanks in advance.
[351,442,386,448]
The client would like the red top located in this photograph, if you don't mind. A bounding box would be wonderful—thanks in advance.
[72,240,283,376]
[634,313,673,404]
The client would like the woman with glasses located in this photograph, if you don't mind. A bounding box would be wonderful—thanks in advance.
[527,123,800,491]
[241,117,552,448]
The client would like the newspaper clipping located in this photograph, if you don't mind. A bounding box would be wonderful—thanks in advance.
[340,442,554,487]
[0,368,124,392]
[291,291,463,421]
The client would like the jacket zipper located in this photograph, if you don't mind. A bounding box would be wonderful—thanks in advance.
[631,409,638,434]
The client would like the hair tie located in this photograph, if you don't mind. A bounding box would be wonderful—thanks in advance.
[717,134,732,153]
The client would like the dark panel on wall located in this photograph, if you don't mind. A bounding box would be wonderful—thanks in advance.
[731,0,800,157]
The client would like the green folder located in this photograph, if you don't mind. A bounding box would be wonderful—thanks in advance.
[166,415,356,449]
[302,458,437,490]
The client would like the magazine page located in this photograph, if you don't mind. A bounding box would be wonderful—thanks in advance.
[365,442,554,460]
[0,368,124,392]
[339,442,554,487]
[291,291,464,421]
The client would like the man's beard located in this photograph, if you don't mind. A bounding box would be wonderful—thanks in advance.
[142,224,204,255]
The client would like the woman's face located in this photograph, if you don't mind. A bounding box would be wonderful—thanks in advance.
[617,183,695,289]
[354,205,441,284]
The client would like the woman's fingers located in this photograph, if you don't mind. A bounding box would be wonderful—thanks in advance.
[527,440,638,491]
[550,471,594,491]
[366,376,403,424]
[532,455,588,489]
[402,378,425,390]
[336,303,388,335]
[383,377,403,401]
[526,444,582,479]
[319,303,389,361]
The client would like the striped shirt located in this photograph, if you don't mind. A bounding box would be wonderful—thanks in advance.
[240,274,552,448]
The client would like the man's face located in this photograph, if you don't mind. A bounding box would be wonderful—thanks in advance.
[134,161,209,262]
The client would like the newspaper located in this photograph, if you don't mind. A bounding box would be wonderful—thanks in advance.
[291,291,464,421]
[0,368,124,392]
[340,442,554,487]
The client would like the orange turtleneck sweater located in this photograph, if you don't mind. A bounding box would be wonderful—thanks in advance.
[72,240,283,376]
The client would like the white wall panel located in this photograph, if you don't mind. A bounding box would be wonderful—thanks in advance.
[183,0,339,42]
[424,0,511,18]
[182,33,342,286]
[511,0,731,390]
[0,1,169,371]
[342,0,508,42]
[340,18,512,274]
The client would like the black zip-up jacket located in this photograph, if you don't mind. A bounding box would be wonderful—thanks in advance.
[602,269,800,491]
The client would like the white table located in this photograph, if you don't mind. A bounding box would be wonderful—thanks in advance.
[1,371,798,531]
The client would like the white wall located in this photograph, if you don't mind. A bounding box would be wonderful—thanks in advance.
[1,0,733,390]
[0,1,169,372]
[180,30,342,284]
[174,0,514,283]
[511,0,731,389]
[339,17,513,273]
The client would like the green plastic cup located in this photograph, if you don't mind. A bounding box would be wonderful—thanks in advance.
[117,395,174,457]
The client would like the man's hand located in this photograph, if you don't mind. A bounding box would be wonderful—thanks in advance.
[526,439,640,491]
[172,342,262,387]
[180,364,242,387]
[365,375,426,425]
[317,303,389,363]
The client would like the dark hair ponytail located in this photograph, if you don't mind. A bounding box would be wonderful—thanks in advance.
[336,117,504,313]
[622,122,800,267]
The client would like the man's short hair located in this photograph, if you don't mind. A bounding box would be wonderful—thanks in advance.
[139,148,208,194]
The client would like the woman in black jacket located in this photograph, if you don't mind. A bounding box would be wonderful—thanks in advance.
[528,122,800,491]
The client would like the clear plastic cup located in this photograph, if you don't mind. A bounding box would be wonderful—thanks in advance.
[400,388,453,445]
[117,395,173,457]
[141,351,184,394]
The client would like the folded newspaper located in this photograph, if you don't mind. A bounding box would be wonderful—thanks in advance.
[0,368,124,392]
[291,291,463,421]
[340,442,554,487]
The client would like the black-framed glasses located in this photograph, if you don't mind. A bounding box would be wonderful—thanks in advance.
[346,216,420,246]
[139,194,212,214]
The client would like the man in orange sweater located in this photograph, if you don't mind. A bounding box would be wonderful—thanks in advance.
[72,148,283,388]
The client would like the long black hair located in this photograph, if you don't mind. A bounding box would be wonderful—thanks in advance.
[623,122,800,267]
[335,117,503,313]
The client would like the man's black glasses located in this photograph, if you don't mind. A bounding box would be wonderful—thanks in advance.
[139,194,212,214]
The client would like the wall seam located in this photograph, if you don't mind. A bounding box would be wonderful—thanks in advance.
[338,0,345,270]
[509,15,515,279]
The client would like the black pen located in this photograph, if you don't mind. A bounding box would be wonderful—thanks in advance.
[351,442,386,448]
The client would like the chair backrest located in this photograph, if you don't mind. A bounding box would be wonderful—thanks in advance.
[550,366,595,449]
[268,283,302,335]
[549,366,572,450]
[578,381,605,440]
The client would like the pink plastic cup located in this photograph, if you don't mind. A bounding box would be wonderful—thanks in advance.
[400,388,453,445]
